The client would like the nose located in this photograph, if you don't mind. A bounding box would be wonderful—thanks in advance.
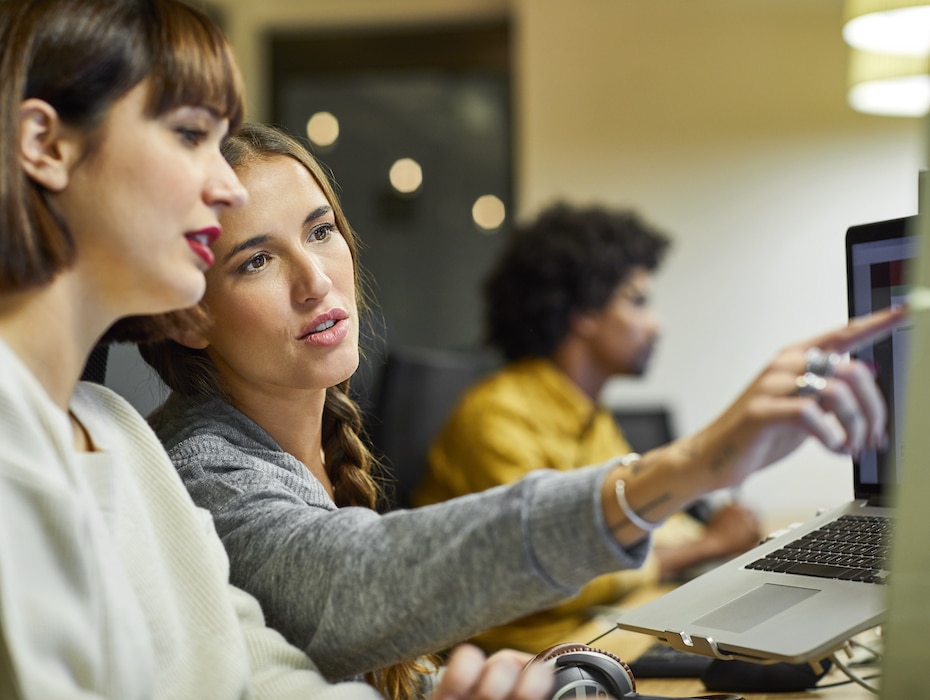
[648,311,662,339]
[205,156,248,211]
[292,250,333,304]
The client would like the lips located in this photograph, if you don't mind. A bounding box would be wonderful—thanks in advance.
[185,226,221,267]
[297,309,351,347]
[298,309,349,339]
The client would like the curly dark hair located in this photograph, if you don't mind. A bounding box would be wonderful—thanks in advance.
[485,202,671,361]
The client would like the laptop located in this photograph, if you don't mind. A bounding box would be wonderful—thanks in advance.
[614,214,918,665]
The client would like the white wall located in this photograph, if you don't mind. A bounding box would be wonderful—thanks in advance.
[512,0,925,527]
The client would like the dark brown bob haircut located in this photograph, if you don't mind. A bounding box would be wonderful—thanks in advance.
[0,0,244,294]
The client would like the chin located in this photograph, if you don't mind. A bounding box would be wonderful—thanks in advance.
[313,350,359,390]
[131,285,204,319]
[164,276,207,313]
[336,356,361,385]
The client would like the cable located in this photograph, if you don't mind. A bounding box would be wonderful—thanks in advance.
[848,637,882,662]
[585,624,619,646]
[829,650,881,694]
[815,673,881,690]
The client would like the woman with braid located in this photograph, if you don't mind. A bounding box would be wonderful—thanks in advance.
[140,122,903,699]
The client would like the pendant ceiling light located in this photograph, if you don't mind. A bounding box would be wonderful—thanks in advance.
[844,0,930,55]
[843,0,930,116]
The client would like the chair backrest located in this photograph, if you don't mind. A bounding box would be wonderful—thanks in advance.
[368,345,499,510]
[610,405,675,454]
[80,344,110,384]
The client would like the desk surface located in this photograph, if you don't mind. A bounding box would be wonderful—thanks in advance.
[635,675,875,699]
[551,586,879,700]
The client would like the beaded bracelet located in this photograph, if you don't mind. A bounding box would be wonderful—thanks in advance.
[612,453,664,532]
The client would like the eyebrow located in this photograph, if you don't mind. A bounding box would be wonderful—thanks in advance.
[306,205,332,224]
[223,234,271,264]
[222,206,334,264]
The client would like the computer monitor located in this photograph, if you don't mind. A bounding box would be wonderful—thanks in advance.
[880,194,930,694]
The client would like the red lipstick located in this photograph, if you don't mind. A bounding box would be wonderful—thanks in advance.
[185,226,222,267]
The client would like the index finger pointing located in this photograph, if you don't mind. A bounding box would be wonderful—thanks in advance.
[805,305,908,355]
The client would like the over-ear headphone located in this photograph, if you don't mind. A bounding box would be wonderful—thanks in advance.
[529,643,744,700]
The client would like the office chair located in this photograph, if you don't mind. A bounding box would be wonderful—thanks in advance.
[81,344,110,384]
[368,345,499,510]
[610,405,675,455]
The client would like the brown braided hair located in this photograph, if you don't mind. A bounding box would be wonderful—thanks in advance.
[138,123,435,700]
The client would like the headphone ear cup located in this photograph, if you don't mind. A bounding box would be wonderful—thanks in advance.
[531,643,637,699]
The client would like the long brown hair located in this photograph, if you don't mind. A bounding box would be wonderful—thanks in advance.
[139,123,434,700]
[0,0,243,293]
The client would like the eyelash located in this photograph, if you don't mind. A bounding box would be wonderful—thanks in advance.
[236,223,339,274]
[238,253,269,274]
[176,127,208,146]
[309,223,337,242]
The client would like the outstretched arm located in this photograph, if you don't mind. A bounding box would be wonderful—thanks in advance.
[600,305,906,547]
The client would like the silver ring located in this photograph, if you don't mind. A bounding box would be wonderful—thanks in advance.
[805,348,842,378]
[795,371,828,398]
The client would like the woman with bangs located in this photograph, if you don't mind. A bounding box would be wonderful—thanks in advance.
[0,2,552,700]
[140,121,905,696]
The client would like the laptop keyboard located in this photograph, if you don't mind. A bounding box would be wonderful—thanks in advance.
[745,514,891,584]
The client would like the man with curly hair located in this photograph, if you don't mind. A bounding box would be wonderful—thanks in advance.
[413,202,761,655]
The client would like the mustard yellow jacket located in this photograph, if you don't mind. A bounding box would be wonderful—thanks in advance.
[413,357,668,653]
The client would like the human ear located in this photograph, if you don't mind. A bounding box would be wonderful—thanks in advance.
[18,98,79,192]
[570,310,600,339]
[167,325,210,351]
[156,307,213,350]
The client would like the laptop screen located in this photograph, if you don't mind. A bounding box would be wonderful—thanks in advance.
[846,216,919,503]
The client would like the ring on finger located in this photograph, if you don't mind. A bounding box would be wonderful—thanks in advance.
[805,347,843,378]
[795,371,828,399]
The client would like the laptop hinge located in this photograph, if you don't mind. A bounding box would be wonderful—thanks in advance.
[663,631,735,660]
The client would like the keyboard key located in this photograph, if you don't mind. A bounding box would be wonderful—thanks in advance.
[746,514,890,585]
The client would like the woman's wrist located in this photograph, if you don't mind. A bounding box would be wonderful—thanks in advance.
[601,434,730,547]
[601,445,680,545]
[608,454,666,533]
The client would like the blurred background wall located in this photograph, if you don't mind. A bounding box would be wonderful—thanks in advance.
[112,0,925,529]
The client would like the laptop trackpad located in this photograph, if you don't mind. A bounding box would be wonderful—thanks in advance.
[692,583,820,633]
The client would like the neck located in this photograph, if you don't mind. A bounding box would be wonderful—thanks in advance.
[226,383,332,494]
[550,341,610,401]
[0,274,110,410]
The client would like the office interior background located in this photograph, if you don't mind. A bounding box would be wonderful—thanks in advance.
[109,0,925,530]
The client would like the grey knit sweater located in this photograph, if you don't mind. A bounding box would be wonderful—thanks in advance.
[149,393,648,681]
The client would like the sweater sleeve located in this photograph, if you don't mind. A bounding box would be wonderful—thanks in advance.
[171,436,648,681]
[228,582,381,700]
